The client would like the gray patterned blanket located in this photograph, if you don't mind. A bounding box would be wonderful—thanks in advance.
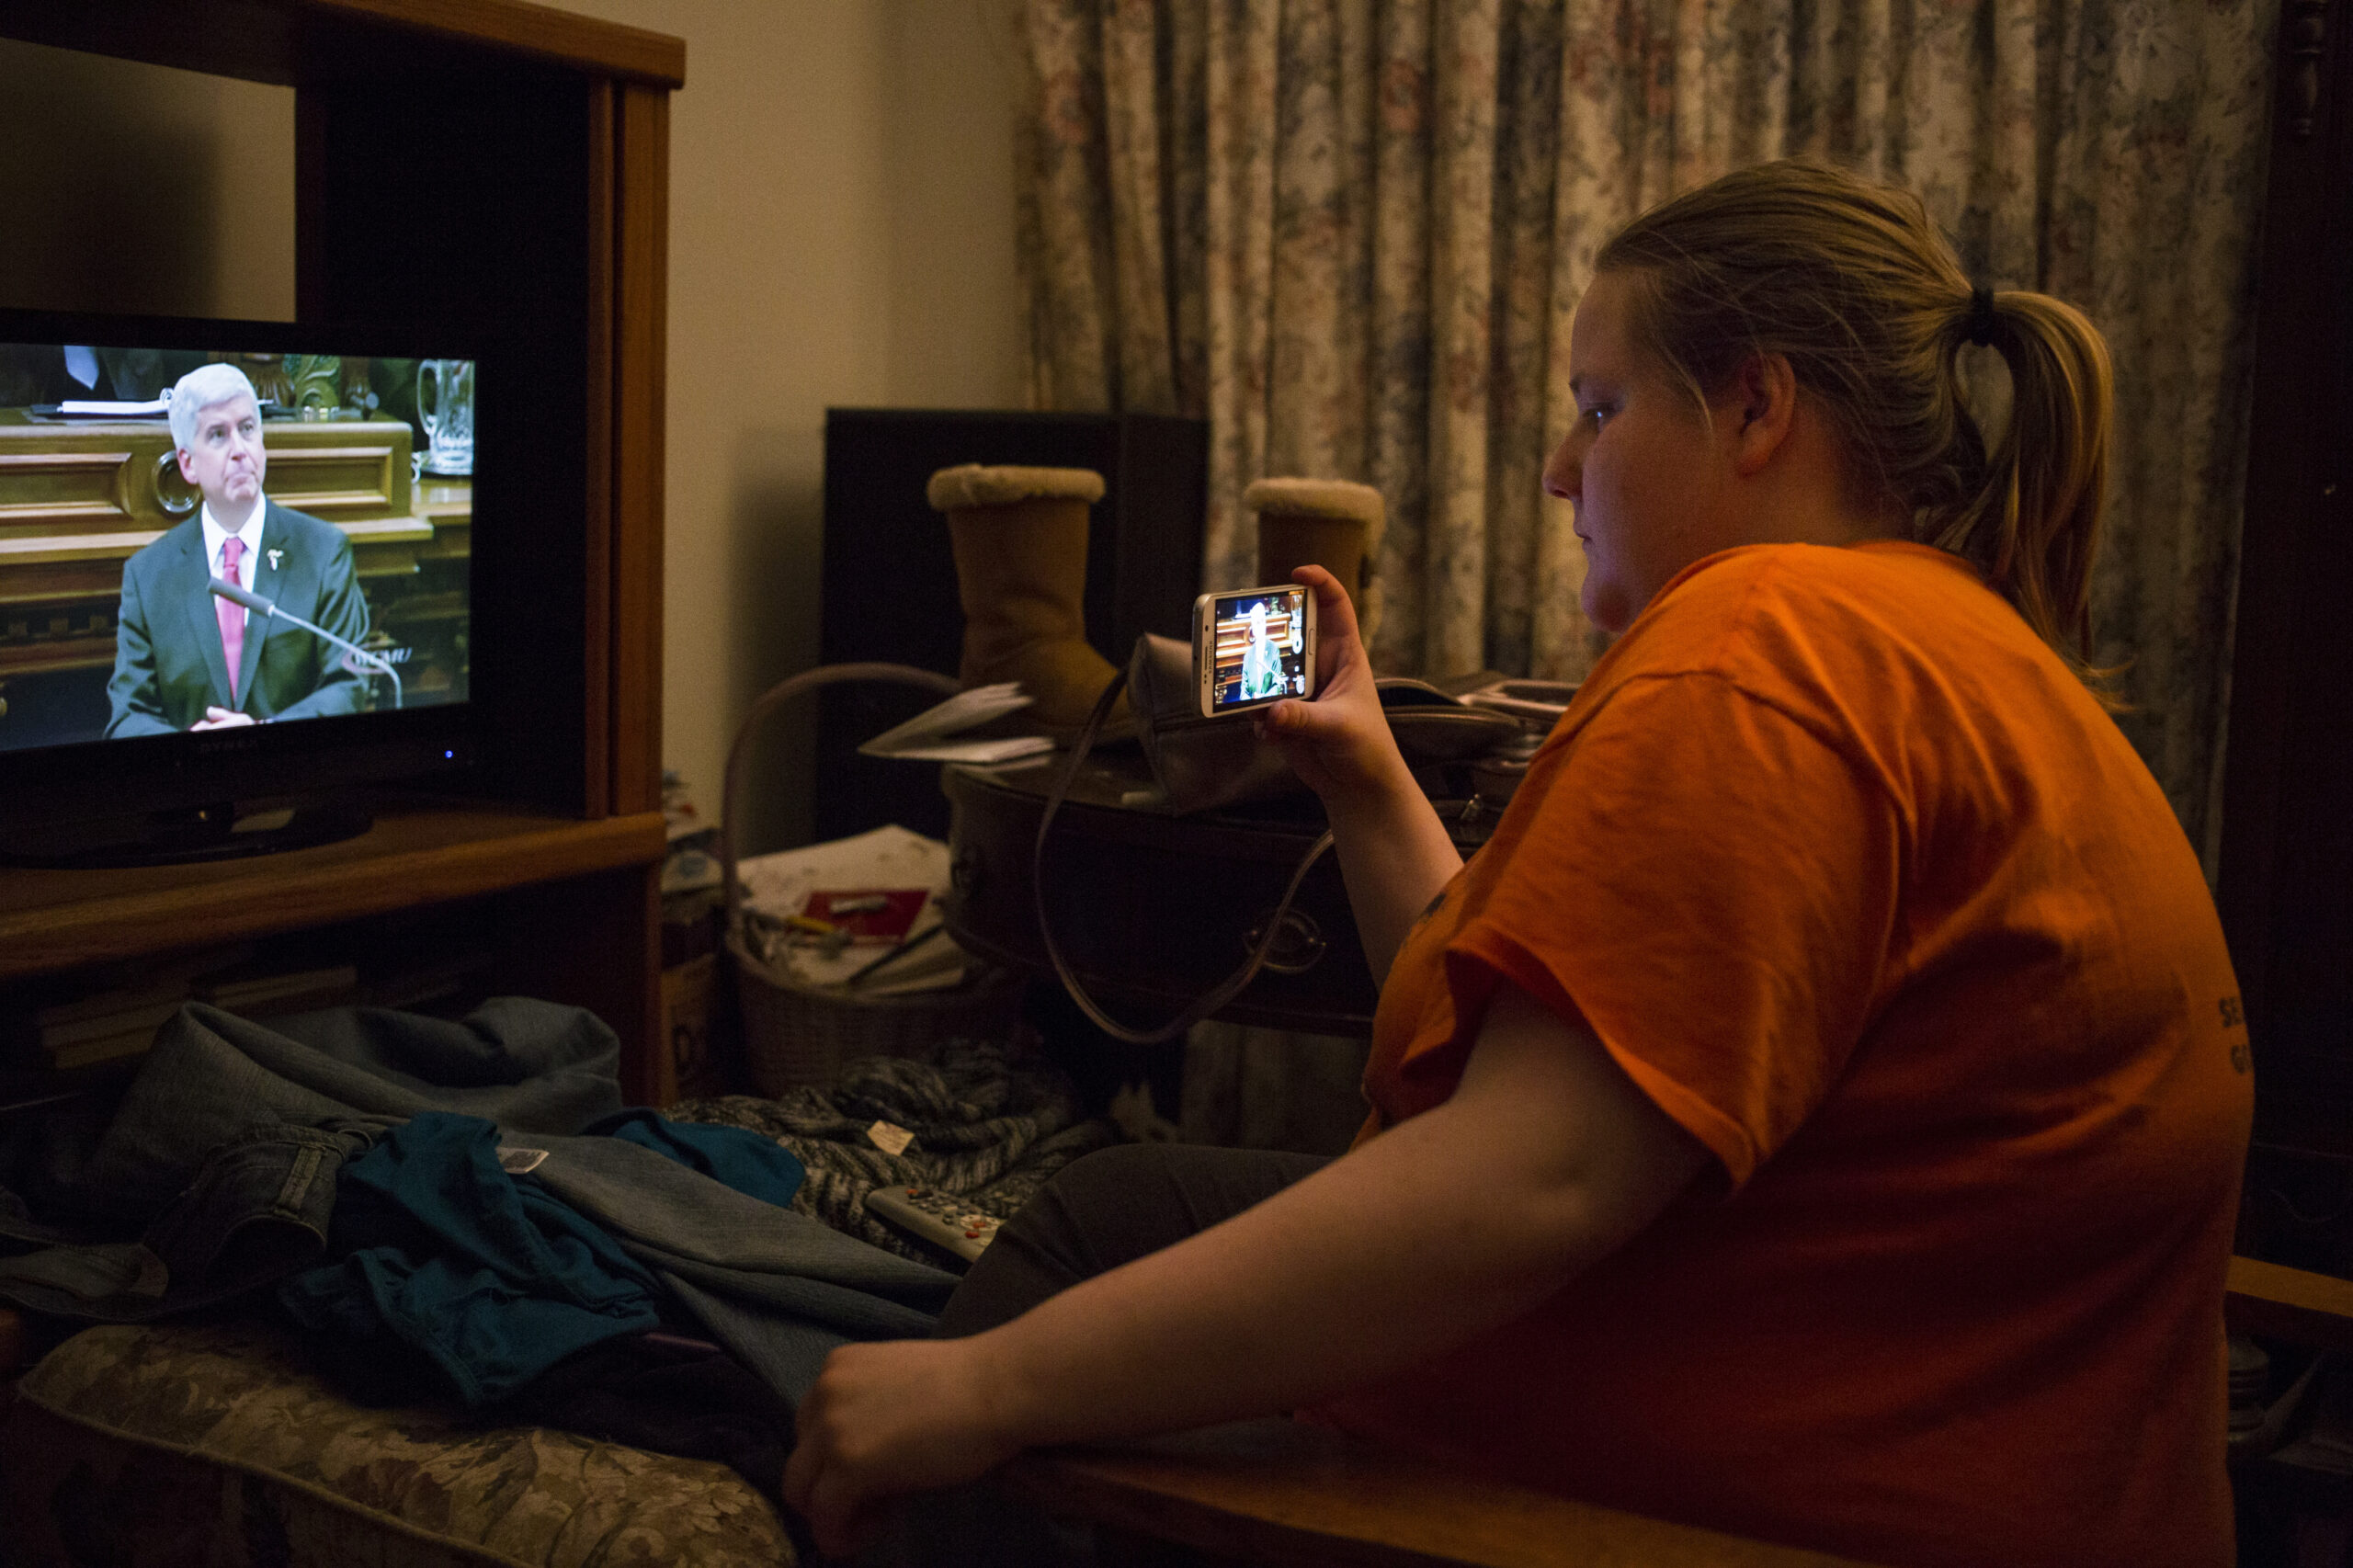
[666,1036,1121,1265]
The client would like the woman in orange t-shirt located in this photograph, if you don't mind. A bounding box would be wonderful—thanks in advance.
[783,161,2251,1568]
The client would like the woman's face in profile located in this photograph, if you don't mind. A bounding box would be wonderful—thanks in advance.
[1544,271,1732,634]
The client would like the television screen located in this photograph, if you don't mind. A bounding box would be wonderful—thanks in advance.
[0,339,472,756]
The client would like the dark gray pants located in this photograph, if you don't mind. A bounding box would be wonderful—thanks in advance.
[938,1142,1331,1338]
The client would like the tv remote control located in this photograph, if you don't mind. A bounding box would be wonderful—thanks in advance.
[864,1186,1003,1265]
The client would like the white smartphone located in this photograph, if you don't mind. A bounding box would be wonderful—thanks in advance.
[1193,584,1318,719]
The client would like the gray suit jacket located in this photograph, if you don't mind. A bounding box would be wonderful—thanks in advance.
[105,502,372,737]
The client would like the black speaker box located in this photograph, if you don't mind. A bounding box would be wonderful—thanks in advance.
[815,409,1209,843]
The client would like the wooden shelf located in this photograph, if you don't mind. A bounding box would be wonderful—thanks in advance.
[0,804,665,981]
[0,0,684,92]
[2229,1255,2353,1356]
[291,0,685,85]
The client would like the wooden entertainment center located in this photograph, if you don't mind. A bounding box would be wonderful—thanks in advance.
[0,0,683,1106]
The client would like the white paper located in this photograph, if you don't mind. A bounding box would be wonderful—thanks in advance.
[866,734,1053,764]
[59,398,170,416]
[736,825,972,994]
[737,824,949,915]
[866,1120,916,1156]
[857,683,1051,765]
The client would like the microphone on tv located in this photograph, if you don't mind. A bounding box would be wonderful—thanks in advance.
[209,575,403,711]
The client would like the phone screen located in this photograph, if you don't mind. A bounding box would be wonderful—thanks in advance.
[1207,585,1312,712]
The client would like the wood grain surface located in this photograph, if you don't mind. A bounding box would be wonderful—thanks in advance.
[2228,1254,2353,1353]
[292,0,684,85]
[0,807,665,980]
[1003,1420,1885,1568]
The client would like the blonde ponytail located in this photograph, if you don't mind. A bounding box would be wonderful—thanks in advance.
[1924,289,2113,665]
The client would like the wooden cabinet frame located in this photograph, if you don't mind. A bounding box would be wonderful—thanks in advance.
[0,0,682,1103]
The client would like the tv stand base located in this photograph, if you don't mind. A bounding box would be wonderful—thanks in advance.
[0,801,374,869]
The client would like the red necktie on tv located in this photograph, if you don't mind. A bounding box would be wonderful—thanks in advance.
[217,534,245,703]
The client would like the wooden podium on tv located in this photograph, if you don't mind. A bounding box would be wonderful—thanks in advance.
[0,410,470,747]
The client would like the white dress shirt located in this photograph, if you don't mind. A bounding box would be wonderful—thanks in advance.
[200,499,268,628]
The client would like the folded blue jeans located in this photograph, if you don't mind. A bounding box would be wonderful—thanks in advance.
[0,1119,376,1322]
[525,1133,956,1400]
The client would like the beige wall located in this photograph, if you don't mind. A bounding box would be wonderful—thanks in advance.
[0,3,1028,846]
[556,0,1027,848]
[0,38,295,320]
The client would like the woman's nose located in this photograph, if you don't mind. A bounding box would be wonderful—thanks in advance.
[1541,432,1583,501]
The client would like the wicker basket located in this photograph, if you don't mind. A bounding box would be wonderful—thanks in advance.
[721,663,1029,1093]
[726,928,1025,1092]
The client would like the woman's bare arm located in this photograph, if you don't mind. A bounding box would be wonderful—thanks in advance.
[1256,564,1462,979]
[782,983,1710,1555]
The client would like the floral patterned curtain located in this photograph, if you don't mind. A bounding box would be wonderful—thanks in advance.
[1012,0,2279,869]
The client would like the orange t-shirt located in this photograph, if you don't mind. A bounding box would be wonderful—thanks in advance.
[1315,541,2250,1568]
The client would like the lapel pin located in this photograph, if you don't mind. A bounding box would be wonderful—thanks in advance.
[267,549,283,571]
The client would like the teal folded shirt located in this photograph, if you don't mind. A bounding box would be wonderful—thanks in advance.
[584,1108,806,1208]
[279,1112,662,1407]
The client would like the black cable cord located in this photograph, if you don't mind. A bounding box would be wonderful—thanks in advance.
[2259,1186,2353,1230]
[1030,670,1335,1046]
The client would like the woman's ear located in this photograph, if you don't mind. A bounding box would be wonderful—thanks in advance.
[1724,352,1800,476]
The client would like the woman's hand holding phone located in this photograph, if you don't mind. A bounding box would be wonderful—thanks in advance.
[1255,565,1412,809]
[1259,565,1462,979]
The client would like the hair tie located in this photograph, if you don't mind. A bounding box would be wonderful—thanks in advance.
[1963,286,1998,347]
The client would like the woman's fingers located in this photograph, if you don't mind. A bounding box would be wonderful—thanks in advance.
[1252,562,1406,803]
[780,1413,824,1517]
[782,1338,1025,1557]
[1260,687,1344,741]
[1290,562,1362,687]
[803,1465,885,1559]
[785,1448,881,1561]
[783,1388,892,1559]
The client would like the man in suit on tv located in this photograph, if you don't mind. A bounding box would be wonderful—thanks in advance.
[106,363,373,737]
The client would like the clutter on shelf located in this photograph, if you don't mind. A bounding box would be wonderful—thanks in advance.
[720,665,1031,1092]
[14,945,369,1074]
[659,767,722,897]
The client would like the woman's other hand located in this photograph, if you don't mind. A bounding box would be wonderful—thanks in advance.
[1255,564,1410,807]
[781,1335,1022,1558]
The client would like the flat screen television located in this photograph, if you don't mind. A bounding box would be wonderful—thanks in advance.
[0,309,483,864]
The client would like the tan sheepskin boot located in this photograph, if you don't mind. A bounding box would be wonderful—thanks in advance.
[927,462,1130,739]
[1245,477,1386,649]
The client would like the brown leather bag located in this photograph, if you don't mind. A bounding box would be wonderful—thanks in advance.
[1024,637,1519,1043]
